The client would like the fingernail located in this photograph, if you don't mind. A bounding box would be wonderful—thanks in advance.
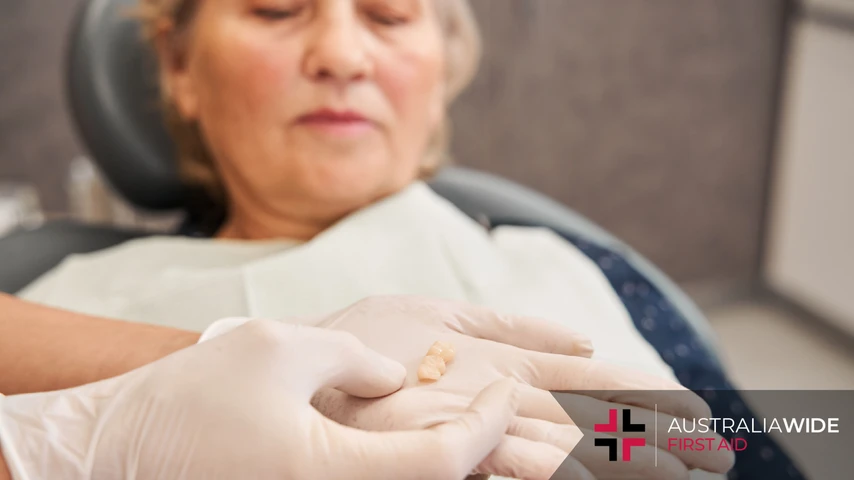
[577,338,595,356]
[383,358,406,383]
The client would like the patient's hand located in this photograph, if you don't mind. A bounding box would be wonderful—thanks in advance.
[310,295,734,480]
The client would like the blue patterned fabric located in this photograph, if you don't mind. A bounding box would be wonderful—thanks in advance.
[492,221,807,480]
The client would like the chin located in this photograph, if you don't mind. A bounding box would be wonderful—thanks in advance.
[303,157,416,201]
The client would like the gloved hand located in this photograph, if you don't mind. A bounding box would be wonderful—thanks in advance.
[0,319,523,480]
[310,296,734,479]
[202,296,735,479]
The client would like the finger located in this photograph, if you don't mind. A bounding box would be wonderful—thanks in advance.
[327,377,521,479]
[475,435,593,480]
[449,302,594,357]
[509,416,584,453]
[518,383,574,424]
[432,377,522,475]
[308,329,406,399]
[522,352,712,420]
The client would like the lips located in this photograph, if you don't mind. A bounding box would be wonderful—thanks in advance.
[298,109,369,124]
[296,108,375,136]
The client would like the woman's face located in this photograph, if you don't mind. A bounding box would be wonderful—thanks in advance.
[167,0,446,224]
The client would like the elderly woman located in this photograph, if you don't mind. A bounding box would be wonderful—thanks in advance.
[5,0,803,478]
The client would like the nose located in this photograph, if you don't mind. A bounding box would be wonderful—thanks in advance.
[304,13,372,84]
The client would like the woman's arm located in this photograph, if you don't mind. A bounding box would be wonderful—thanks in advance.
[0,293,200,395]
[0,451,10,480]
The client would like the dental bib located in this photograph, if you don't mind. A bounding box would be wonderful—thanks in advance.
[19,181,673,379]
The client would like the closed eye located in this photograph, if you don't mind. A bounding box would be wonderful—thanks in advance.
[252,7,302,21]
[368,11,409,26]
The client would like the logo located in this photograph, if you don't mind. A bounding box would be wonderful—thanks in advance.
[594,408,646,462]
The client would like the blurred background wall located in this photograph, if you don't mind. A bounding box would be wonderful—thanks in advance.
[455,0,787,286]
[764,0,854,337]
[0,0,788,286]
[0,0,87,214]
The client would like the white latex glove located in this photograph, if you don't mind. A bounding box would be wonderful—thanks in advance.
[312,296,734,479]
[202,296,734,479]
[0,319,524,480]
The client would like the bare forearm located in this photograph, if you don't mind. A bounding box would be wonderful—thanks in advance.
[0,449,10,480]
[0,293,201,394]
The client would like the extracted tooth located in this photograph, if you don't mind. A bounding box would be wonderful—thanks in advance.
[422,354,446,374]
[427,341,455,364]
[418,362,442,382]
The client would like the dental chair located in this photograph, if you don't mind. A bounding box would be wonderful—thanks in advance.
[0,0,720,357]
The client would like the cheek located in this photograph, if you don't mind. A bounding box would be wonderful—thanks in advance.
[377,48,445,137]
[195,33,296,123]
[191,30,301,180]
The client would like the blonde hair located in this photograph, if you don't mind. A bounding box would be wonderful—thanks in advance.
[136,0,482,204]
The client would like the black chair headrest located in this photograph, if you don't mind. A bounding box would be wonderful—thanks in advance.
[67,0,186,210]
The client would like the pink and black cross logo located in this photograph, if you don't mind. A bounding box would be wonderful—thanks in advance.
[593,408,647,462]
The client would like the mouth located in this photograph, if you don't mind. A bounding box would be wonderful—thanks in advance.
[296,108,375,136]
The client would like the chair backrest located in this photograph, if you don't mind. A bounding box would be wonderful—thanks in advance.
[0,221,148,294]
[51,0,721,352]
[67,0,183,210]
